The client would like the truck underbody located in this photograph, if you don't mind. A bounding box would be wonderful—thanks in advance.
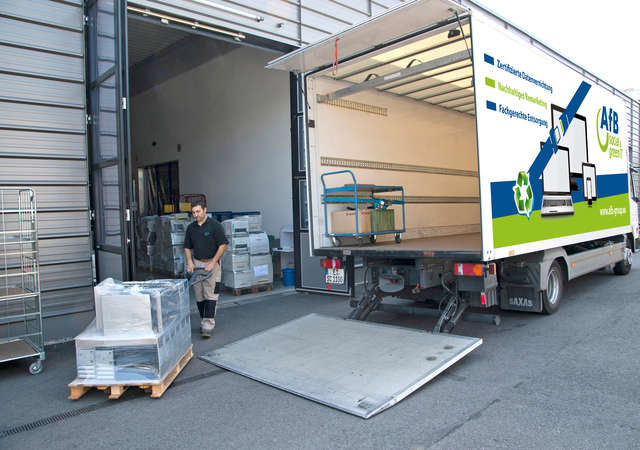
[340,233,633,332]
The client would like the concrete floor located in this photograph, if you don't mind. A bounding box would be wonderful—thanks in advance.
[1,255,640,448]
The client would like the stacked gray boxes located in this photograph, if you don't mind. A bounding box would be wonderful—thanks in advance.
[248,230,273,285]
[73,278,191,384]
[153,214,191,275]
[221,217,252,289]
[137,215,157,270]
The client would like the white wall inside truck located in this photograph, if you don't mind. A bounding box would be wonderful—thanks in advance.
[130,45,292,236]
[308,76,479,249]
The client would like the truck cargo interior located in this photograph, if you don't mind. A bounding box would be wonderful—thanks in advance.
[125,14,293,279]
[303,17,481,257]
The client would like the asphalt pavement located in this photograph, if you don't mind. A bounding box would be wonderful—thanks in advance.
[1,254,639,449]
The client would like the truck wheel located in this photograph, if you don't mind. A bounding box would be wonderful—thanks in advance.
[613,248,632,275]
[542,261,564,314]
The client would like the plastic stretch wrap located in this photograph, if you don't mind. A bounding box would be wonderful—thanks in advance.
[94,278,189,334]
[75,315,191,384]
[76,278,192,384]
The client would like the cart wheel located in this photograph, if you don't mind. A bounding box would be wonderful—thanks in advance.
[369,235,377,244]
[29,360,43,375]
[394,233,402,243]
[331,236,342,247]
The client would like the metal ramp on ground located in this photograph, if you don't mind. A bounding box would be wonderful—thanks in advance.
[201,314,481,418]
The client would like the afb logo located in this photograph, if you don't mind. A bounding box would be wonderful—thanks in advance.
[597,106,622,158]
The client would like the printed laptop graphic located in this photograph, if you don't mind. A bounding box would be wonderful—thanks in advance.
[541,143,573,216]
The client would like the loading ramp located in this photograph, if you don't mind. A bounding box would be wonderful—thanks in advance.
[202,314,481,418]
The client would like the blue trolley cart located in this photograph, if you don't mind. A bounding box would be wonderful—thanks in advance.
[321,170,406,246]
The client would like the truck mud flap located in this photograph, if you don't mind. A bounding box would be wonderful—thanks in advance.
[201,314,481,418]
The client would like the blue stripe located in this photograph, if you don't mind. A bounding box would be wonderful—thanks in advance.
[490,173,628,219]
[486,100,496,111]
[528,82,591,181]
[484,53,494,65]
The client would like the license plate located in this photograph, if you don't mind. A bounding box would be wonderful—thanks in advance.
[325,268,344,284]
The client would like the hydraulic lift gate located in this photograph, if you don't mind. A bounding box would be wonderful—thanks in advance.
[202,314,481,418]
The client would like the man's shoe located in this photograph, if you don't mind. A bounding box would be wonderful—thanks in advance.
[201,318,215,338]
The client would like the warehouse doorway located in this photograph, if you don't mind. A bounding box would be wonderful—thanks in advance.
[87,0,353,295]
[124,8,298,290]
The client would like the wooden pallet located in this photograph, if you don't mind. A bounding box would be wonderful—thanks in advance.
[227,283,273,296]
[68,344,193,400]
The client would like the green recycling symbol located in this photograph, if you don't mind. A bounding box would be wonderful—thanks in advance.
[513,171,533,219]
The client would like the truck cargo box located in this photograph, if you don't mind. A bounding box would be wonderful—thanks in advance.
[268,0,639,262]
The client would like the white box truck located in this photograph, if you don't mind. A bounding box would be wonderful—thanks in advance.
[268,0,640,331]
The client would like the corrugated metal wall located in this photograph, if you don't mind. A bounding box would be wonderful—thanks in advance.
[0,0,94,323]
[127,0,405,48]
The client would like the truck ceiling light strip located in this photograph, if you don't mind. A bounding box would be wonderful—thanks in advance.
[379,62,473,92]
[190,0,264,22]
[126,5,246,40]
[335,34,470,82]
[319,98,387,116]
[317,50,470,104]
[320,156,478,178]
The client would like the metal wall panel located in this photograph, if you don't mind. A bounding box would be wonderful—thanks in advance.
[40,262,93,292]
[0,102,85,133]
[0,158,88,185]
[41,287,94,317]
[0,45,84,82]
[0,17,83,56]
[0,1,93,334]
[38,237,91,266]
[130,0,405,48]
[0,73,85,108]
[0,0,84,30]
[0,130,86,159]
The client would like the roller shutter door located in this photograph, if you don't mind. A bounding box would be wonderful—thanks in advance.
[0,0,94,325]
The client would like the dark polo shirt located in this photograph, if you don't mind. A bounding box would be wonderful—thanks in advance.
[184,217,228,260]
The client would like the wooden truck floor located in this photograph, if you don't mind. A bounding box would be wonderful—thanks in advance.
[314,232,483,260]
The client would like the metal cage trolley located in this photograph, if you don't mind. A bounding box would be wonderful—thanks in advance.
[321,170,406,246]
[0,188,44,374]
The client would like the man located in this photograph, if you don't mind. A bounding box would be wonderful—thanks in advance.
[184,200,228,338]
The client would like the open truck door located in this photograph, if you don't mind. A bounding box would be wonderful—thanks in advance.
[272,0,470,295]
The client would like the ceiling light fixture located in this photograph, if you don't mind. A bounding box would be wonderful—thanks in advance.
[190,0,264,22]
[127,5,246,40]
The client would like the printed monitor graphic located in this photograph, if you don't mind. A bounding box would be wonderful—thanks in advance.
[551,104,589,187]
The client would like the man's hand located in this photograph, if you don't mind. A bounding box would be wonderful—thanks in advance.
[187,262,195,274]
[204,262,215,272]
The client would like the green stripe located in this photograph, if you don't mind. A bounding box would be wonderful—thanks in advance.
[493,194,630,248]
[485,77,495,88]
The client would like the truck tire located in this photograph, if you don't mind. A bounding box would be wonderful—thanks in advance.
[613,248,632,275]
[542,261,564,314]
